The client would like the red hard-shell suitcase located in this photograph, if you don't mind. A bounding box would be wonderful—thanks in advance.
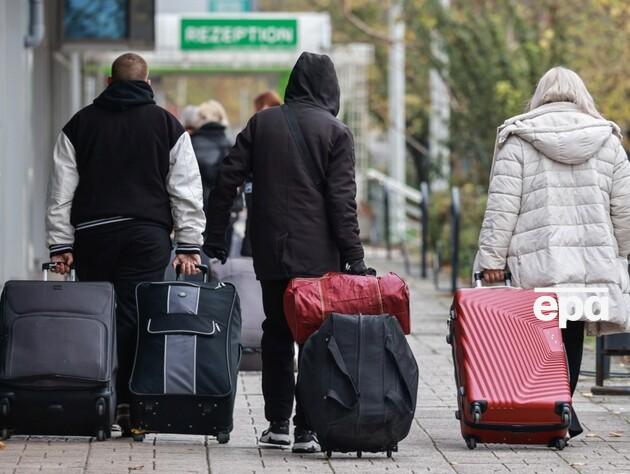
[283,272,410,344]
[447,272,571,450]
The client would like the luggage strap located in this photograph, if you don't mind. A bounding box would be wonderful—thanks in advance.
[281,104,325,194]
[326,336,359,408]
[385,336,416,410]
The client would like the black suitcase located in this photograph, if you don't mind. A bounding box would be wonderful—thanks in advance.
[298,313,418,458]
[129,265,241,443]
[0,263,117,441]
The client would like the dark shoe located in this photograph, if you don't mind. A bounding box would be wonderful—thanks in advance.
[259,420,291,448]
[569,406,583,439]
[292,427,320,453]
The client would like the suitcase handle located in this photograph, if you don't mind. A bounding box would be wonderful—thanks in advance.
[176,264,209,282]
[473,270,512,288]
[41,262,76,282]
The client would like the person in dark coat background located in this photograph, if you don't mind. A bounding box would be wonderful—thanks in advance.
[240,90,283,257]
[204,52,373,453]
[190,100,232,209]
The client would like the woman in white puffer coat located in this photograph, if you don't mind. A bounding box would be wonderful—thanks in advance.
[478,66,630,439]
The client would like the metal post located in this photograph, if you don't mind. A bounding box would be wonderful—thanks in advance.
[450,187,460,293]
[429,0,451,191]
[70,52,82,113]
[388,0,406,240]
[420,182,429,278]
[595,336,605,387]
[384,187,391,260]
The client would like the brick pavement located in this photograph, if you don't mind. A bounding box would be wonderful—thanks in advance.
[1,256,629,473]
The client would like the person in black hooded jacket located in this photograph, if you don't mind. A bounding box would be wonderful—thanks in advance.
[204,52,372,453]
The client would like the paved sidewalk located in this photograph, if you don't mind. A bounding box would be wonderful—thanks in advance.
[1,256,630,473]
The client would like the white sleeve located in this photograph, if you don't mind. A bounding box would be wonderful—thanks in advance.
[166,132,205,251]
[46,132,79,255]
[478,136,523,270]
[611,142,630,257]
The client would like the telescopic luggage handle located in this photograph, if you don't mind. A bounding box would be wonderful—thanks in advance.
[175,264,209,282]
[473,270,512,288]
[41,262,76,281]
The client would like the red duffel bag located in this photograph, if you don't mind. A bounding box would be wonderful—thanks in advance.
[283,272,410,344]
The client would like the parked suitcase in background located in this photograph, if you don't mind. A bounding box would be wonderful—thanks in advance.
[298,313,418,458]
[212,258,264,371]
[0,263,117,441]
[129,265,241,443]
[284,272,410,344]
[447,272,571,450]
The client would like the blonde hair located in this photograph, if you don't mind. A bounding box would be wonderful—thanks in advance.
[529,66,603,119]
[198,100,229,127]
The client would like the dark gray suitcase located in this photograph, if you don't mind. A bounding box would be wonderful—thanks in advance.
[0,263,117,441]
[298,313,418,458]
[211,257,264,371]
[129,265,241,443]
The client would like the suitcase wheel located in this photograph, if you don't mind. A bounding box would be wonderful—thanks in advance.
[325,450,332,458]
[95,398,106,417]
[0,428,9,441]
[386,449,393,458]
[95,429,107,442]
[471,403,483,424]
[216,432,230,444]
[465,437,477,450]
[561,407,571,426]
[553,437,567,450]
[446,333,452,345]
[356,450,362,458]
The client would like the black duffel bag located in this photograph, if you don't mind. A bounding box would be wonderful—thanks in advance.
[297,313,418,458]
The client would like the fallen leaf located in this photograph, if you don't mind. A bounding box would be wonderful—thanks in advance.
[571,463,585,467]
[586,433,598,437]
[0,441,4,449]
[609,432,624,437]
[129,466,144,471]
[581,392,594,398]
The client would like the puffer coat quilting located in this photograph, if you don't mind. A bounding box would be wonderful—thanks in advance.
[478,102,630,333]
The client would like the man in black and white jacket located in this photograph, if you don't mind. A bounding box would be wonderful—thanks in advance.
[46,53,205,425]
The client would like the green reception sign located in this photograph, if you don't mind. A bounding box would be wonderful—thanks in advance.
[181,18,298,50]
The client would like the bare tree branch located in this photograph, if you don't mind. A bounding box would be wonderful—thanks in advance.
[339,0,392,43]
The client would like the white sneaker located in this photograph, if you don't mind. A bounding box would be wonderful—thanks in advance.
[259,420,291,448]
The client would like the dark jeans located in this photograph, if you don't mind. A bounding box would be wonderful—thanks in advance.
[562,320,585,437]
[260,279,307,428]
[74,221,171,405]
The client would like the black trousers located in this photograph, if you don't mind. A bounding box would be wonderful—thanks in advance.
[74,221,171,405]
[562,320,585,437]
[260,279,307,428]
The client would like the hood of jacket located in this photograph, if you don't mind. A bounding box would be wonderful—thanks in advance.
[497,102,621,165]
[284,52,340,116]
[93,80,155,112]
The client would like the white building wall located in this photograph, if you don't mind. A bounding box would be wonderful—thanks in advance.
[0,0,73,284]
